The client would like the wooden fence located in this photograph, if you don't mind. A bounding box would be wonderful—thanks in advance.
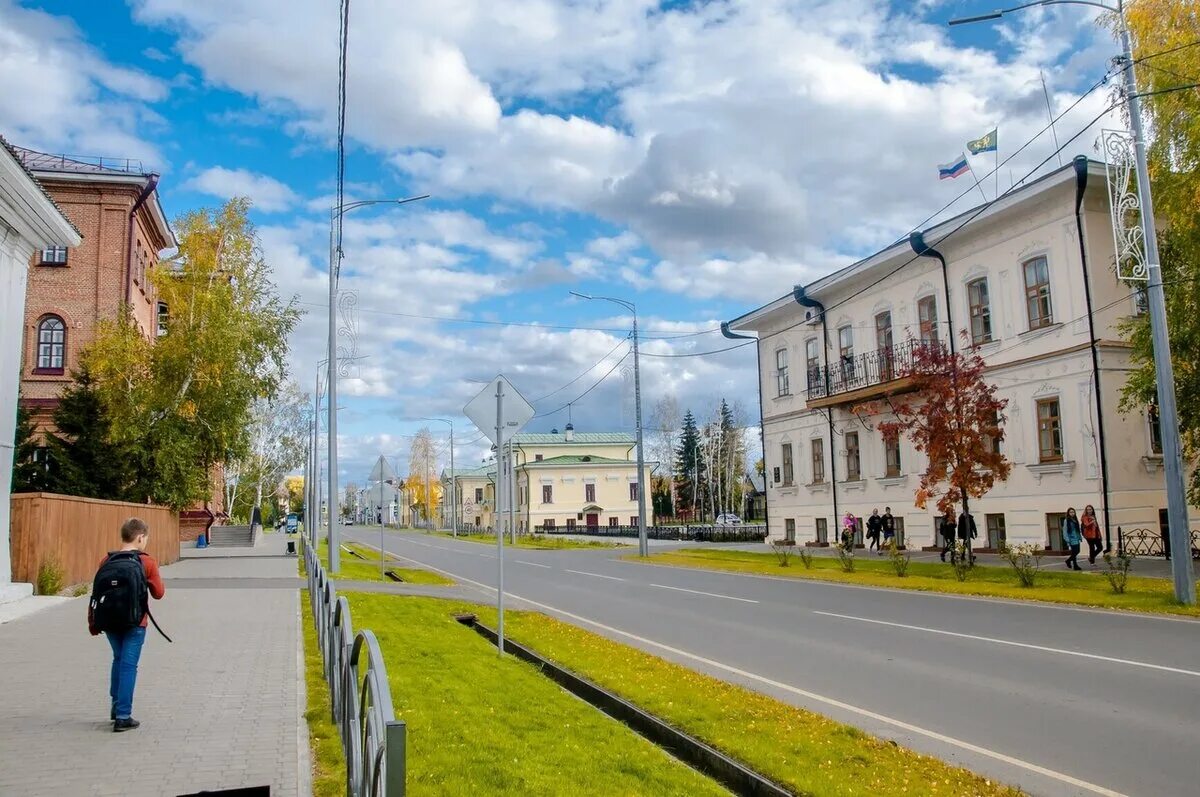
[9,493,179,587]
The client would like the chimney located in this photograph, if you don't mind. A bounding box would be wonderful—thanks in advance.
[564,422,574,442]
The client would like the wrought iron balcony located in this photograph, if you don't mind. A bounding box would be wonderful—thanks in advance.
[805,339,945,407]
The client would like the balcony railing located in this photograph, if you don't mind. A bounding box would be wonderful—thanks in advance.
[806,339,945,403]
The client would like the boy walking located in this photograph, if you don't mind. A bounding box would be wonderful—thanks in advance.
[88,518,166,731]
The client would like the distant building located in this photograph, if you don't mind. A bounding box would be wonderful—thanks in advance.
[727,158,1192,552]
[445,424,655,532]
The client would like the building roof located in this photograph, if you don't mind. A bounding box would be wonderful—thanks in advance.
[727,158,1105,332]
[444,465,494,479]
[525,455,631,466]
[0,135,81,240]
[512,432,636,445]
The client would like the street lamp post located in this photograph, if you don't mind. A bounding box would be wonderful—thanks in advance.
[569,291,649,557]
[421,418,456,537]
[950,0,1194,604]
[327,195,429,573]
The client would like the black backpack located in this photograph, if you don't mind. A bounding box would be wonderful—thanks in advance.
[90,551,171,641]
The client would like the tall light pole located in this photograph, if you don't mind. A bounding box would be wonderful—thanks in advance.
[950,0,1194,604]
[328,195,429,572]
[421,418,456,537]
[570,291,648,557]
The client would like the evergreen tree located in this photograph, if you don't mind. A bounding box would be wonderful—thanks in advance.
[674,409,703,518]
[42,368,134,500]
[11,403,50,493]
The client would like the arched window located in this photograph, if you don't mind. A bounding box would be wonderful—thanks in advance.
[36,316,66,373]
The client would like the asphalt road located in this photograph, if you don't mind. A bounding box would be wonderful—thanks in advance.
[339,527,1200,797]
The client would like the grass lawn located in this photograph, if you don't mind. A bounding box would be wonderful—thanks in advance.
[300,593,347,797]
[465,604,1021,797]
[309,540,453,585]
[427,530,625,550]
[344,593,729,796]
[636,548,1200,617]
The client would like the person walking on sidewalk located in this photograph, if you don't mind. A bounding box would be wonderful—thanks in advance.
[841,512,858,551]
[881,507,896,552]
[1081,504,1102,565]
[88,518,166,732]
[866,509,883,553]
[957,510,978,565]
[939,510,957,562]
[1062,508,1083,571]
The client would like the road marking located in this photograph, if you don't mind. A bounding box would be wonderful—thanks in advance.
[565,569,624,582]
[649,583,758,603]
[382,549,1128,797]
[813,611,1200,678]
[516,560,551,569]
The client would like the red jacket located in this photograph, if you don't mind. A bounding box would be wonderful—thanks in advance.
[88,551,166,635]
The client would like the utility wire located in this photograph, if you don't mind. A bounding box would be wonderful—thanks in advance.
[640,339,758,358]
[535,351,632,418]
[531,337,630,402]
[334,0,351,279]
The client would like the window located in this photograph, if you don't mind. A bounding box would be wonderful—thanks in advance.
[1024,257,1053,329]
[156,302,169,337]
[566,518,576,530]
[535,454,543,462]
[608,516,618,527]
[585,483,596,503]
[629,482,639,501]
[542,485,553,504]
[776,348,790,396]
[543,519,556,530]
[1148,405,1163,455]
[875,311,894,380]
[884,433,901,478]
[918,296,939,346]
[967,278,993,345]
[815,518,828,544]
[805,338,820,390]
[781,443,794,486]
[35,316,66,373]
[811,439,825,484]
[1046,512,1068,551]
[986,514,1007,549]
[845,431,861,481]
[630,516,638,527]
[1037,398,1063,463]
[39,246,68,265]
[838,325,855,381]
[784,518,796,542]
[984,409,1003,456]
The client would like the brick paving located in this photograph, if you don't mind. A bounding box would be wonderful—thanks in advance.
[0,535,309,796]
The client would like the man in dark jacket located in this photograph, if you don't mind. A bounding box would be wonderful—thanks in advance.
[881,507,896,551]
[866,509,883,553]
[957,511,978,565]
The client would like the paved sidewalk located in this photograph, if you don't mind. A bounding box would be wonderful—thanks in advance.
[0,535,309,797]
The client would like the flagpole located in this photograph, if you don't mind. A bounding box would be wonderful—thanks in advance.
[968,158,989,204]
[994,125,999,199]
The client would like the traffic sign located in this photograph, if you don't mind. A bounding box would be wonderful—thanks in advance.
[463,375,535,446]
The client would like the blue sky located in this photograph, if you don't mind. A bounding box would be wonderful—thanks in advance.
[0,0,1118,483]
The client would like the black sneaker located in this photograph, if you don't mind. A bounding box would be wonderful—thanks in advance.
[113,718,140,733]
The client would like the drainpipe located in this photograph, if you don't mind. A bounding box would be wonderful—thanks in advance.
[793,285,837,541]
[722,322,768,532]
[908,231,956,357]
[125,174,159,306]
[1073,155,1113,552]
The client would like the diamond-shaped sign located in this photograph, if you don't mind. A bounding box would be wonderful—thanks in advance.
[464,375,535,446]
[368,455,395,483]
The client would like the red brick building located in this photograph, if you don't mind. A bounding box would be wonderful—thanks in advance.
[14,146,225,538]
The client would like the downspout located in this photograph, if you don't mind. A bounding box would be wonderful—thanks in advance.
[1073,155,1113,552]
[125,174,159,306]
[722,322,768,532]
[793,285,837,541]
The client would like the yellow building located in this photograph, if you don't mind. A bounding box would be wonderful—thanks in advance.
[445,425,655,532]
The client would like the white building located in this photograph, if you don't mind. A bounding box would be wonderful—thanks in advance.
[0,137,80,603]
[728,158,1191,553]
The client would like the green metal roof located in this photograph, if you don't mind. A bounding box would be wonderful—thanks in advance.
[525,455,631,466]
[512,432,635,444]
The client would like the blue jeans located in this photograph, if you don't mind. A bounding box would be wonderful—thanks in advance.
[105,626,146,720]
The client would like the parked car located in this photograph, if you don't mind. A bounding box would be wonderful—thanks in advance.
[715,514,743,526]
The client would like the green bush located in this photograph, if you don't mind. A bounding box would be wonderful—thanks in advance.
[836,544,856,573]
[1102,551,1135,594]
[770,541,794,567]
[798,548,814,569]
[887,540,911,577]
[1000,542,1044,588]
[37,557,65,596]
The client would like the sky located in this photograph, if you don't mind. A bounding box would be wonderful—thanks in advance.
[0,0,1121,485]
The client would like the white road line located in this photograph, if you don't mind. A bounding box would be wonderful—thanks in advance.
[565,569,624,582]
[813,610,1200,678]
[378,549,1128,797]
[516,560,552,569]
[649,583,759,604]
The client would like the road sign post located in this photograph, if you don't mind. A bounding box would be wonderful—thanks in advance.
[464,375,535,655]
[369,455,396,580]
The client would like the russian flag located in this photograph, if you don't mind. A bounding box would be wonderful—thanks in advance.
[938,153,970,180]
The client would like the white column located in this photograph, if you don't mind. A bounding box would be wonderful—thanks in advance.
[0,230,35,601]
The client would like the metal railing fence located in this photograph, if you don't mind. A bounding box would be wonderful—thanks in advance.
[538,524,768,543]
[304,537,406,796]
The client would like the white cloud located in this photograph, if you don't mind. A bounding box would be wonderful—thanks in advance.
[183,166,300,212]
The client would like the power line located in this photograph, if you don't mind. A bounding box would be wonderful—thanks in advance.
[535,350,632,418]
[531,337,630,402]
[334,0,350,278]
[640,339,758,358]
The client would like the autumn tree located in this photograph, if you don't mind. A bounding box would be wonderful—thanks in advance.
[406,428,441,524]
[853,342,1011,560]
[85,199,301,510]
[284,475,305,514]
[1116,2,1200,501]
[224,382,310,522]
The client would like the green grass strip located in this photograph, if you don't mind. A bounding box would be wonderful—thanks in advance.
[344,593,729,796]
[300,593,348,797]
[312,540,454,585]
[480,605,1022,797]
[637,549,1199,617]
[426,530,625,549]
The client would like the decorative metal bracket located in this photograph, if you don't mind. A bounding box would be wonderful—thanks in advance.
[1102,129,1148,282]
[336,290,359,377]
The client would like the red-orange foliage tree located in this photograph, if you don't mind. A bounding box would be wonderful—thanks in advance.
[853,340,1011,554]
